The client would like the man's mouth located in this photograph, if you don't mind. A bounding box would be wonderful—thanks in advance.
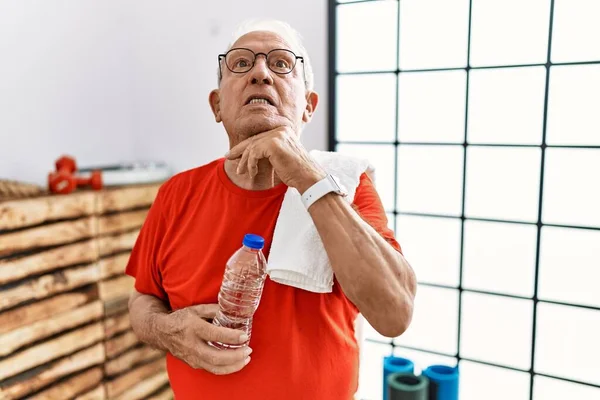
[246,97,273,106]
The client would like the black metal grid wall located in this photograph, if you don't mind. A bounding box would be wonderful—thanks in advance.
[328,0,600,399]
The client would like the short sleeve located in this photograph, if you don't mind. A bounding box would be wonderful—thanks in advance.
[352,173,402,253]
[125,186,169,302]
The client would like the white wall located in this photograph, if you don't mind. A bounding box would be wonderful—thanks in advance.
[129,0,328,174]
[0,0,327,185]
[0,1,135,185]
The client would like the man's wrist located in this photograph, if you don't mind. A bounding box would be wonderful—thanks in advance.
[297,171,327,195]
[150,312,176,353]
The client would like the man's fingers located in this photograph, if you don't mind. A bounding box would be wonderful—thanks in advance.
[226,136,254,160]
[199,322,248,345]
[246,139,270,178]
[237,147,251,175]
[187,304,247,344]
[188,303,220,319]
[200,341,251,367]
[247,149,260,178]
[226,129,277,161]
[206,357,252,375]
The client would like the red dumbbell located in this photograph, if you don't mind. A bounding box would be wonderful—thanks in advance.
[74,170,103,191]
[48,156,103,194]
[55,155,77,174]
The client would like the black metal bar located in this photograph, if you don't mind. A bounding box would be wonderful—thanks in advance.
[417,282,600,312]
[328,0,337,152]
[540,299,600,312]
[460,287,531,301]
[394,211,600,231]
[331,0,600,398]
[393,0,401,233]
[534,373,600,390]
[337,140,600,149]
[530,1,556,397]
[336,69,398,76]
[400,66,470,74]
[461,358,600,391]
[391,342,458,359]
[366,337,398,346]
[470,59,600,69]
[455,0,474,369]
[416,281,459,290]
[336,59,600,76]
[393,211,462,220]
[389,343,600,390]
[543,223,600,232]
[335,0,383,6]
[463,143,600,149]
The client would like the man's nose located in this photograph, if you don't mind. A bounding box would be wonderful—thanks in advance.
[248,57,274,85]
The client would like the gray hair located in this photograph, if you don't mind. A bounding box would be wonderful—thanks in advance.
[218,19,315,91]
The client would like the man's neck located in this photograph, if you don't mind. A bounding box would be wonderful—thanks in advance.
[224,158,283,191]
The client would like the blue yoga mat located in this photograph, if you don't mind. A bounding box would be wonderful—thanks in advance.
[383,356,414,400]
[422,365,459,400]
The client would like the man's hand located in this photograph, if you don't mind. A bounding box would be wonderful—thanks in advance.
[159,304,252,375]
[225,126,326,193]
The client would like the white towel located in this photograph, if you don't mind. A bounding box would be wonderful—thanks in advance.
[267,150,374,293]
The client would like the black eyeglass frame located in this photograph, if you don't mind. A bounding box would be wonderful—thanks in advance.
[218,47,307,85]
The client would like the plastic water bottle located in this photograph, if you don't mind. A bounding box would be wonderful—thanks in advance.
[209,234,267,349]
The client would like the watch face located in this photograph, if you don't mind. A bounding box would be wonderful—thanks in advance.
[330,174,348,196]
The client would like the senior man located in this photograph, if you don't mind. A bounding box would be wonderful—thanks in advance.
[126,20,416,400]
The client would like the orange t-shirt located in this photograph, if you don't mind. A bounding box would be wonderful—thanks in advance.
[125,158,400,400]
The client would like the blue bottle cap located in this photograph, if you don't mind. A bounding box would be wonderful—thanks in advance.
[243,234,265,250]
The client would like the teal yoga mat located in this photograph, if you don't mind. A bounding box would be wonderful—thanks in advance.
[387,373,429,400]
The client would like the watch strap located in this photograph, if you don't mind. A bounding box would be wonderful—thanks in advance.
[301,174,345,209]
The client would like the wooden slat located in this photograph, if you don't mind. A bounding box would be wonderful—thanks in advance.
[104,312,130,338]
[75,384,106,400]
[0,192,96,231]
[113,371,169,400]
[98,210,148,236]
[0,287,97,335]
[148,386,174,400]
[98,184,160,214]
[104,296,130,318]
[99,275,134,302]
[0,322,104,381]
[97,230,139,256]
[99,253,130,280]
[105,359,165,398]
[0,263,99,312]
[0,238,98,285]
[104,346,163,377]
[105,330,139,359]
[0,300,103,356]
[0,216,96,257]
[0,343,105,399]
[28,367,103,400]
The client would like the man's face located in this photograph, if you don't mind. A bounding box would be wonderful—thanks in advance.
[210,31,317,142]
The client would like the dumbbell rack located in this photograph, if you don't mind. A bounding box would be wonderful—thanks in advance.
[0,183,173,399]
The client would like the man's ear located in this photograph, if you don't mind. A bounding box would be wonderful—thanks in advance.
[209,89,222,123]
[302,91,319,123]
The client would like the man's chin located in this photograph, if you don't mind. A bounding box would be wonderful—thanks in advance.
[235,116,283,138]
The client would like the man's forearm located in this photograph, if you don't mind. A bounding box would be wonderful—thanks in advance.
[308,193,417,337]
[128,291,175,353]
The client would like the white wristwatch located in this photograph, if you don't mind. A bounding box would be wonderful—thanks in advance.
[301,174,347,209]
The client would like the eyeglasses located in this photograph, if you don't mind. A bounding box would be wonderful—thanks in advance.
[218,47,306,84]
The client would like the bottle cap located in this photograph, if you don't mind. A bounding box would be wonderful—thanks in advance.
[243,233,265,250]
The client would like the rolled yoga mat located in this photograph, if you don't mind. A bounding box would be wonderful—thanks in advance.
[422,365,459,400]
[383,356,415,400]
[387,372,429,400]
